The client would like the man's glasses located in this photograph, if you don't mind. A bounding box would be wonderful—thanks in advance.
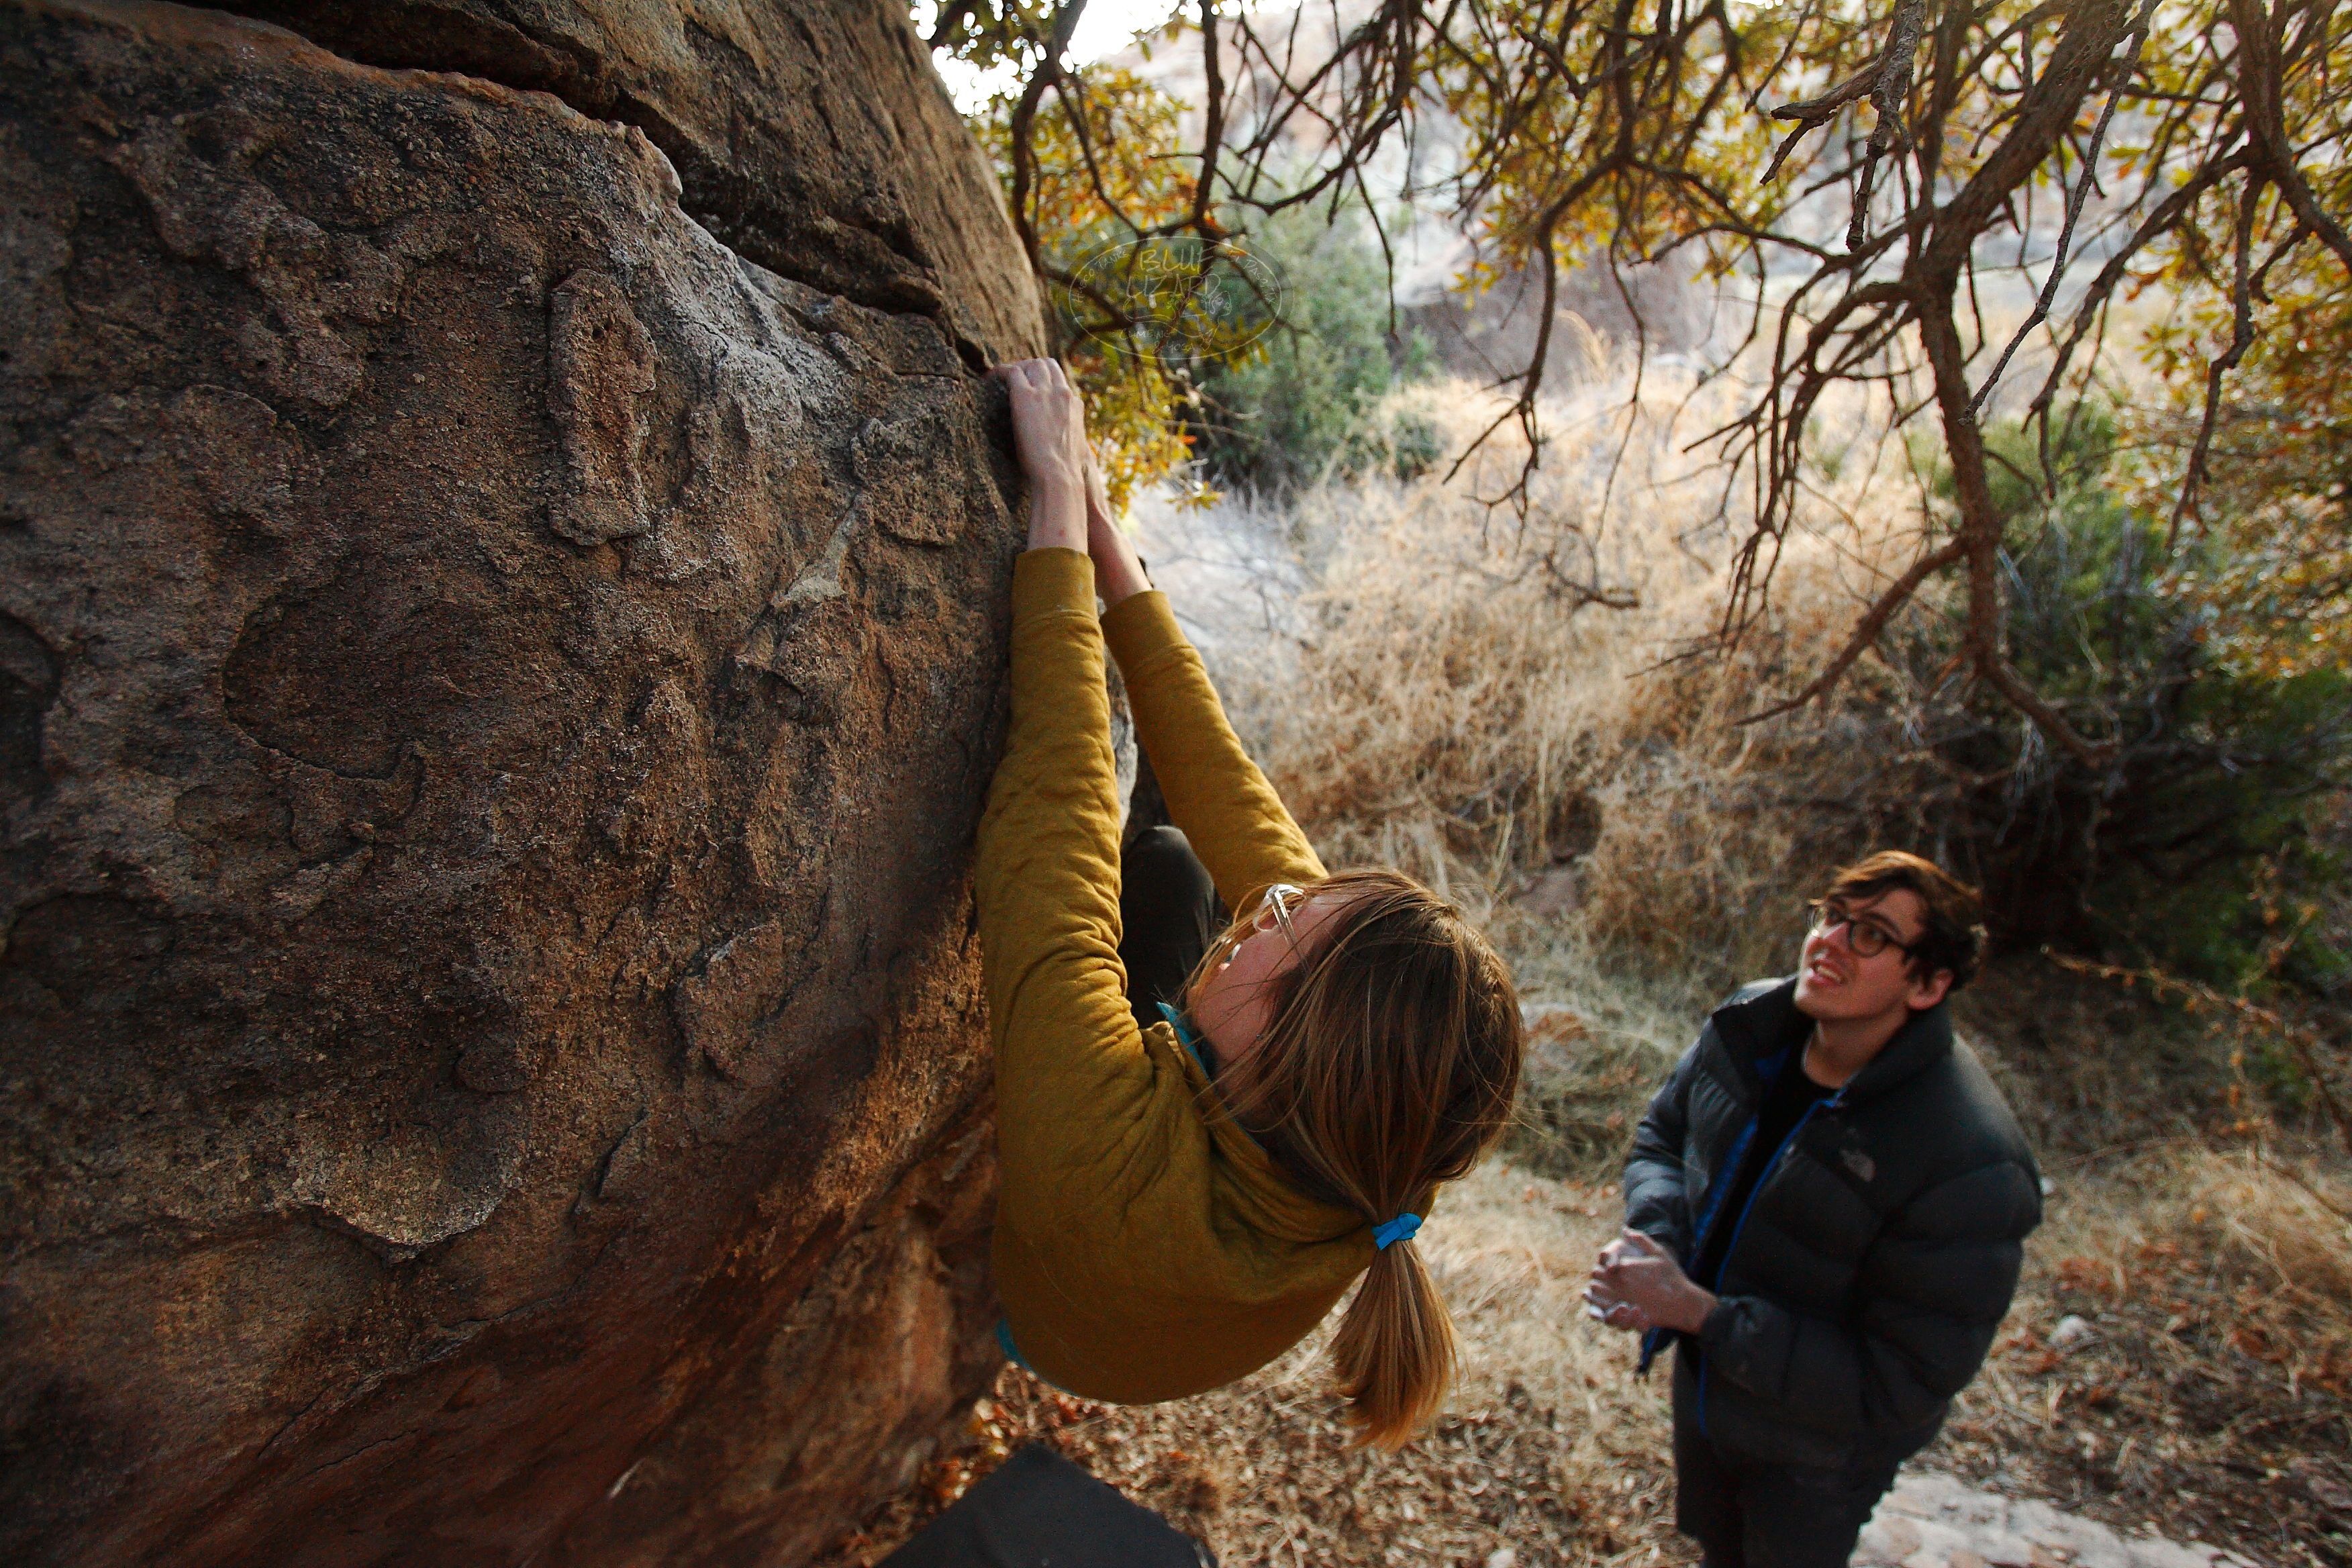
[1806,899,1920,960]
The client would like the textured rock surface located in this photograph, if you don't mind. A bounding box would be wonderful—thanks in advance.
[0,0,1044,1561]
[215,0,1043,364]
[1856,1471,2261,1568]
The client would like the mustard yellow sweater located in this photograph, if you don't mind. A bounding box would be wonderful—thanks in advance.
[976,548,1378,1404]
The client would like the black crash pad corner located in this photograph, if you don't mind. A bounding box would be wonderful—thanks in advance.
[881,1442,1214,1568]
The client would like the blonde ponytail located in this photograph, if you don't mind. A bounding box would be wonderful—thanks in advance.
[1185,869,1524,1451]
[1330,1235,1457,1449]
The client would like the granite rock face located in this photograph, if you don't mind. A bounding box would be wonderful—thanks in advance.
[0,1,1042,1561]
[217,0,1044,363]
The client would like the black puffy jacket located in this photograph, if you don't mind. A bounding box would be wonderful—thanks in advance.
[1624,978,2043,1470]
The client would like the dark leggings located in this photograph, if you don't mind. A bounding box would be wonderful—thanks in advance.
[1673,1348,1900,1568]
[1117,825,1227,1036]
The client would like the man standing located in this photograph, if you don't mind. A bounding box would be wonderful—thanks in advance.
[1588,851,2041,1568]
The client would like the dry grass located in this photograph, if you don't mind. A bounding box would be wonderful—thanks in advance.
[1191,376,1963,993]
[1505,1009,1665,1183]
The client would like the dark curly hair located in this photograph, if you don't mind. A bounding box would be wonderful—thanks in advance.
[1820,850,1989,992]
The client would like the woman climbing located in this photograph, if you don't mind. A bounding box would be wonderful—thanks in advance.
[977,358,1525,1448]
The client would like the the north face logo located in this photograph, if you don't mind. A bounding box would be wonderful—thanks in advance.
[1843,1148,1877,1182]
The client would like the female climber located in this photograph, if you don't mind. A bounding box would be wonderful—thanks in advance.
[976,357,1525,1448]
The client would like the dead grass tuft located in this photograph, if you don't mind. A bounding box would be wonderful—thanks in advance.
[1192,376,1961,997]
[1506,1008,1661,1183]
[2194,1150,2352,1382]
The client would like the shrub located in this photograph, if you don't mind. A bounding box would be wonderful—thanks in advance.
[1905,408,2352,990]
[1188,205,1436,494]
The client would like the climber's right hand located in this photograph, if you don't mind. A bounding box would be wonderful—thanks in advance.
[989,358,1086,554]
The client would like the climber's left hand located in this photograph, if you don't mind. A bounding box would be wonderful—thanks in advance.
[989,358,1087,554]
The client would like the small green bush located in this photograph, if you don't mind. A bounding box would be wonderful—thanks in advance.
[1188,205,1435,493]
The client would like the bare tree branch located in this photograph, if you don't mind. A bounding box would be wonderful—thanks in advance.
[1971,0,2161,414]
[2168,180,2262,543]
[961,0,2352,744]
[1738,536,1968,726]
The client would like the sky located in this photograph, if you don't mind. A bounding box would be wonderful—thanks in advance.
[913,0,1191,112]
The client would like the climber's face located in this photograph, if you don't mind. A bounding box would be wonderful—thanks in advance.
[1191,882,1359,1072]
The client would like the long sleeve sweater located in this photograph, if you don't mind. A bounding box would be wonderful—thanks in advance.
[975,548,1377,1404]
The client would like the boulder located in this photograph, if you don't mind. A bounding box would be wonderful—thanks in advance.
[0,0,1045,1561]
[215,0,1042,362]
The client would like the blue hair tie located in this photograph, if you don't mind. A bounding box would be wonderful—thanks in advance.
[1371,1213,1422,1250]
